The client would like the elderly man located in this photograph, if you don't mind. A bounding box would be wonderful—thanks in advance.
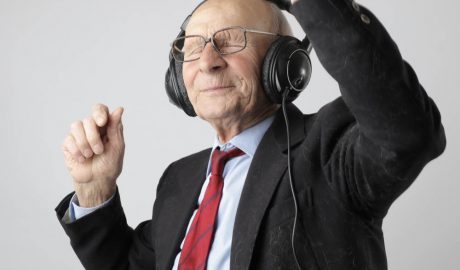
[56,0,446,269]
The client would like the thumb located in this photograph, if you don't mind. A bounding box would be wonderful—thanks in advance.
[107,107,124,138]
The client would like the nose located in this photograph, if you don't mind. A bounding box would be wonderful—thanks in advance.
[199,42,227,73]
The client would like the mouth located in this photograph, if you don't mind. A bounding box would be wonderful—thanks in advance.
[201,85,235,92]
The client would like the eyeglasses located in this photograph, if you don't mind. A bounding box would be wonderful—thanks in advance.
[171,26,279,62]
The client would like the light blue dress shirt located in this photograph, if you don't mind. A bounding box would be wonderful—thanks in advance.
[69,115,274,270]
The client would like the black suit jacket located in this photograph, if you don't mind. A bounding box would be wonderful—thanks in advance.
[56,1,446,269]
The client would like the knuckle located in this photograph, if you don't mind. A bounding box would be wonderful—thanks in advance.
[92,105,109,125]
[92,103,102,111]
[64,136,79,155]
[83,116,94,126]
[93,103,108,113]
[70,120,82,131]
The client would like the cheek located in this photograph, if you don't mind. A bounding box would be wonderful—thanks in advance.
[230,52,264,98]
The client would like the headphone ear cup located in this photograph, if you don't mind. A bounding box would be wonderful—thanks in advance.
[262,36,288,104]
[262,36,312,104]
[165,57,197,117]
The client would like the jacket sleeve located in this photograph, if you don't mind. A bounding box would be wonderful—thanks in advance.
[290,0,446,218]
[55,189,156,270]
[55,163,174,270]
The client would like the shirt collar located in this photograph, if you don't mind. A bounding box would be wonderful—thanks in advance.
[211,115,275,157]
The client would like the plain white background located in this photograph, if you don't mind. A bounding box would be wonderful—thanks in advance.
[0,0,458,269]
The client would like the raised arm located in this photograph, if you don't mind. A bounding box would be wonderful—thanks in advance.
[269,0,446,217]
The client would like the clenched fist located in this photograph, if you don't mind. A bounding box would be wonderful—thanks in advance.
[61,104,125,207]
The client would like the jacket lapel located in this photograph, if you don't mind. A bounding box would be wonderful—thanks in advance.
[156,149,211,270]
[230,104,306,270]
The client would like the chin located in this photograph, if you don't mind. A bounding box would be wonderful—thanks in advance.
[194,97,234,118]
[197,108,232,121]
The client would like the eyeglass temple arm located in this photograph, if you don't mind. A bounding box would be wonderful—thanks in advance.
[249,28,313,54]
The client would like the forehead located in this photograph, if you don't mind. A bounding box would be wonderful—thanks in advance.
[185,0,273,35]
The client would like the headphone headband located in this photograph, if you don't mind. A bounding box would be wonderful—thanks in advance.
[181,0,207,31]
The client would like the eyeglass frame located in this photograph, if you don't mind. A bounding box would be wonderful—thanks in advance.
[170,26,280,63]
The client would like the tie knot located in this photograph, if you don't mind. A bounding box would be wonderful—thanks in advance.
[211,147,244,177]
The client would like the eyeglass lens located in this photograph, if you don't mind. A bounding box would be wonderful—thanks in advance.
[172,27,247,62]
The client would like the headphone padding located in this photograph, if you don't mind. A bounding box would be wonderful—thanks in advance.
[165,58,197,117]
[262,36,304,104]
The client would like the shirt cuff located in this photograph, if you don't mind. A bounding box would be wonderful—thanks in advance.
[68,193,116,222]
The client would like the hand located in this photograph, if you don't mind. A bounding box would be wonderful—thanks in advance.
[61,104,125,207]
[266,0,294,12]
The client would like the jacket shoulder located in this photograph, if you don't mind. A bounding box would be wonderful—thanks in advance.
[170,148,212,170]
[156,148,211,194]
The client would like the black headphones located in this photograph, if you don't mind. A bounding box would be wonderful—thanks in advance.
[165,0,312,117]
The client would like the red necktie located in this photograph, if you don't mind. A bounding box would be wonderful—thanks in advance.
[178,147,244,270]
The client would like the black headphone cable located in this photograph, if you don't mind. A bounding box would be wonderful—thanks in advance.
[281,88,302,270]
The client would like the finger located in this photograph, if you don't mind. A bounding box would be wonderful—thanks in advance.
[83,117,104,155]
[92,103,110,127]
[112,106,124,125]
[62,134,86,163]
[107,107,124,138]
[70,120,93,159]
